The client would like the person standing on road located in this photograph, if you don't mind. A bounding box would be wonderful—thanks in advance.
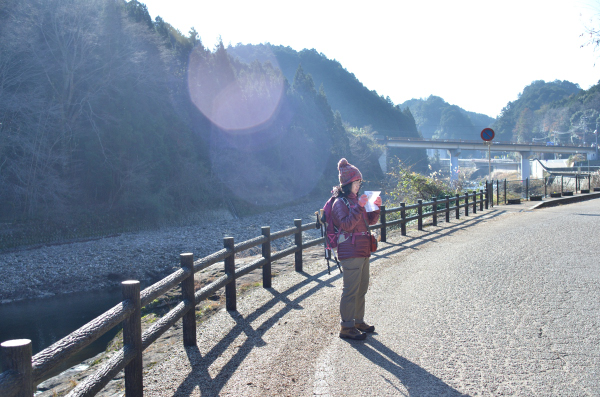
[331,158,382,340]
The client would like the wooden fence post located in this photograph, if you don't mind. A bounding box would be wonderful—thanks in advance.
[294,219,302,272]
[432,197,437,226]
[544,177,547,197]
[465,193,469,216]
[380,205,387,243]
[504,179,507,204]
[122,280,143,397]
[224,237,236,311]
[400,203,406,236]
[445,195,450,222]
[455,194,460,219]
[417,200,423,230]
[180,253,196,347]
[1,339,33,397]
[480,189,484,211]
[262,226,271,288]
[472,192,477,214]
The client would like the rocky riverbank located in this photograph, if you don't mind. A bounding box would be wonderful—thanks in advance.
[0,198,328,303]
[7,197,330,397]
[34,243,329,397]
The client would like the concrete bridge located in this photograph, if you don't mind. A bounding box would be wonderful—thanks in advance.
[379,137,597,180]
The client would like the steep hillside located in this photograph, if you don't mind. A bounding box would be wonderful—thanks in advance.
[0,0,389,235]
[400,96,496,140]
[227,43,428,170]
[492,80,581,142]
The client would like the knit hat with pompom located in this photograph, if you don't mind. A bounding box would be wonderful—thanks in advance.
[338,158,362,186]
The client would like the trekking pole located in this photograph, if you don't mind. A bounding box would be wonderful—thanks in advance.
[320,222,332,275]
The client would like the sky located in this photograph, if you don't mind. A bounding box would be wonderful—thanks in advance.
[140,0,600,118]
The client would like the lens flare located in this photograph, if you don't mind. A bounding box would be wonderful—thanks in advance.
[209,125,330,206]
[187,46,330,206]
[187,48,285,132]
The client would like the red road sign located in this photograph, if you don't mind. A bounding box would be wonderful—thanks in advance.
[481,128,495,142]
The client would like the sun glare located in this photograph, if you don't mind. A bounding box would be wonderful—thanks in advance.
[187,48,285,132]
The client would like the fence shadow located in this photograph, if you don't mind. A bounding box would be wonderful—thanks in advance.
[169,267,342,396]
[167,210,503,396]
[349,337,469,396]
[373,210,505,261]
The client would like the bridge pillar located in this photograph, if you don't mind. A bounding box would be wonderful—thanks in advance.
[448,149,461,181]
[378,146,387,174]
[519,152,532,181]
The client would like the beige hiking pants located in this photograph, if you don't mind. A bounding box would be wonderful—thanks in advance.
[339,256,370,328]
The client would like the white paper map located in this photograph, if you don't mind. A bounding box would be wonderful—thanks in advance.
[364,191,380,212]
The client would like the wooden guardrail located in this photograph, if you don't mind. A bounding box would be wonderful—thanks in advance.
[0,188,491,397]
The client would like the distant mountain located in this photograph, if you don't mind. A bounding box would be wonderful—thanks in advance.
[227,43,428,170]
[492,80,581,142]
[399,96,496,140]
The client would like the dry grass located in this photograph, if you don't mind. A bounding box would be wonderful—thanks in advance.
[491,170,521,181]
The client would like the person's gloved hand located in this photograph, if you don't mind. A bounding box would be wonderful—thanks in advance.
[374,196,382,206]
[358,194,368,207]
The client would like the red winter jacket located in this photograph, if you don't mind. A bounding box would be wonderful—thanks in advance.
[331,193,380,260]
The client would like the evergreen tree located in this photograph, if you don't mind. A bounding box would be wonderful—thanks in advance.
[493,80,580,141]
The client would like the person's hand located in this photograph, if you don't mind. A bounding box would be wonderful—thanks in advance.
[374,196,382,206]
[358,194,368,207]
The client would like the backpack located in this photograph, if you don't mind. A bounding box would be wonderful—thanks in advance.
[316,196,350,274]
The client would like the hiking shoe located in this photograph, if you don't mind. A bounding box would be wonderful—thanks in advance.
[339,326,367,340]
[355,322,375,333]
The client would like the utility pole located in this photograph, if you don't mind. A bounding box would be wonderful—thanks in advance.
[487,142,491,180]
[595,122,599,161]
[582,116,588,146]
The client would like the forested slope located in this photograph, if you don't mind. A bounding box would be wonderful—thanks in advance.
[492,80,583,143]
[400,96,495,140]
[227,43,428,172]
[0,0,409,235]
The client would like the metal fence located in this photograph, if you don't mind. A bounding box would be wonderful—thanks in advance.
[490,174,595,204]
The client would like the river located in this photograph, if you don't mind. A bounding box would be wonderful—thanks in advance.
[0,288,123,381]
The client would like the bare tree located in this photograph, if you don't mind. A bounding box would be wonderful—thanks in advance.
[0,0,177,220]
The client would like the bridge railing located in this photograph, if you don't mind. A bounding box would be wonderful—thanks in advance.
[0,189,491,397]
[384,136,588,148]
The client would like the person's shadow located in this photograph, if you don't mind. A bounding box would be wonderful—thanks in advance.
[164,210,498,396]
[348,336,470,396]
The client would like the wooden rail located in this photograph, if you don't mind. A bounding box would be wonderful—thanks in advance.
[0,188,491,396]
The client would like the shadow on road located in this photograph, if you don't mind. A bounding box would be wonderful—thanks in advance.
[373,210,505,261]
[166,209,504,396]
[349,337,469,396]
[170,267,342,396]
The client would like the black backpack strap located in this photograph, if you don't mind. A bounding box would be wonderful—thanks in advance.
[340,196,350,209]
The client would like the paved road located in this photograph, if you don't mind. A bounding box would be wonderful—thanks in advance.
[144,199,600,396]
